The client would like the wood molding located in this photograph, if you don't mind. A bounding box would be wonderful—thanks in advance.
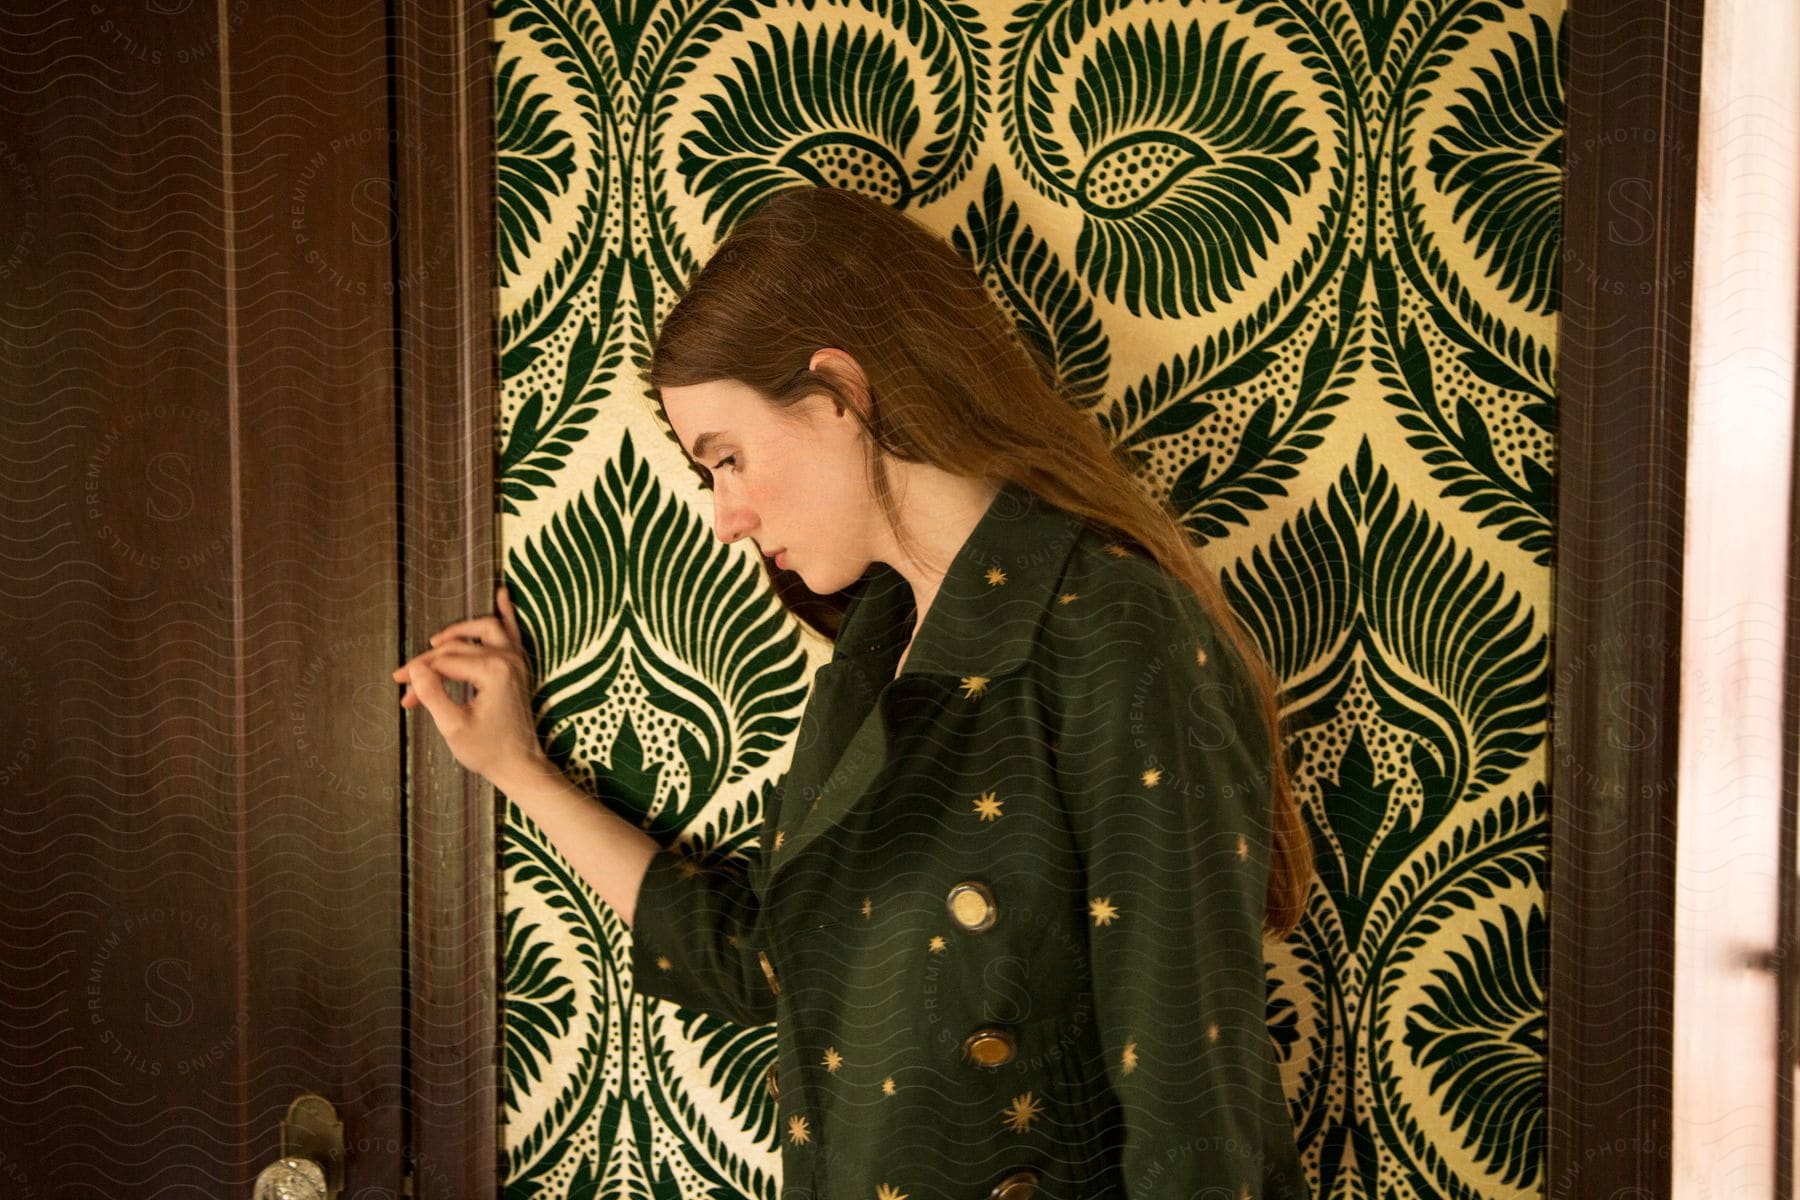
[1549,1,1705,1197]
[393,2,501,1194]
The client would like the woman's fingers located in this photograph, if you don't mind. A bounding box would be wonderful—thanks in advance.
[395,609,545,782]
[415,647,489,679]
[395,640,494,679]
[497,586,525,648]
[400,651,480,707]
[406,659,463,734]
[428,614,512,649]
[395,643,497,705]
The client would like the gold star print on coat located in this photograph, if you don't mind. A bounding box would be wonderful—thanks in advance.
[1043,550,1302,1197]
[621,482,1309,1200]
[1002,1092,1043,1133]
[655,955,672,971]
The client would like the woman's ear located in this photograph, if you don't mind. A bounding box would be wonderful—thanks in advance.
[810,346,873,422]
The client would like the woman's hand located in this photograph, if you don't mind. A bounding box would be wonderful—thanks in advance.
[392,585,548,784]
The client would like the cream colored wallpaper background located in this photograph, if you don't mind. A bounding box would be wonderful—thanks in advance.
[491,0,1561,1196]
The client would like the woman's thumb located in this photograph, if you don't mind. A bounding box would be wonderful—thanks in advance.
[408,659,462,734]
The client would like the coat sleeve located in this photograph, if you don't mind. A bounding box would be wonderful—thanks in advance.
[1053,597,1302,1199]
[626,838,777,1027]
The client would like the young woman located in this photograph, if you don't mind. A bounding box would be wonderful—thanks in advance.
[395,186,1314,1200]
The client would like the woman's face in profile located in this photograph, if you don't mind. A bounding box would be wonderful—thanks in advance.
[662,367,879,594]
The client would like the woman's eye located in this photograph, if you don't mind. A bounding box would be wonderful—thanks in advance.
[694,455,736,492]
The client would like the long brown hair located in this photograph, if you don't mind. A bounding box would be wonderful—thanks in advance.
[641,185,1313,940]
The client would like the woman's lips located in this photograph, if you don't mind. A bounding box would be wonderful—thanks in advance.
[776,549,789,569]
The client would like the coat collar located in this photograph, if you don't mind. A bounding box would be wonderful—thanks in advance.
[763,480,1087,893]
[826,477,1087,682]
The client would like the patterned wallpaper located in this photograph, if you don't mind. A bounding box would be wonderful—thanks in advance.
[492,0,1560,1196]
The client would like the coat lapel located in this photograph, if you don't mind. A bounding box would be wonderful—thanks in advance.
[767,479,1088,886]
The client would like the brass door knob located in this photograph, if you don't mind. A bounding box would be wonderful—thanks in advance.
[251,1094,343,1199]
[252,1158,327,1200]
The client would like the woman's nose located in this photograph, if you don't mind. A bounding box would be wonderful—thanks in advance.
[713,497,757,546]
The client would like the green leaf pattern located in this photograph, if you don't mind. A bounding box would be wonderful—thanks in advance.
[496,0,1561,1195]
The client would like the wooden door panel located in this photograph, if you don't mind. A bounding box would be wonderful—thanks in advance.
[0,3,497,1195]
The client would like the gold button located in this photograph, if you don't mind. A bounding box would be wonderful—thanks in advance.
[758,950,781,996]
[988,1168,1040,1199]
[946,880,996,931]
[961,1026,1018,1068]
[766,1061,780,1100]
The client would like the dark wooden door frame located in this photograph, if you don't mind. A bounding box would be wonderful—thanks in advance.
[1550,1,1706,1197]
[394,3,500,1195]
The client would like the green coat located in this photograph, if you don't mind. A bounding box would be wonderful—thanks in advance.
[630,479,1310,1200]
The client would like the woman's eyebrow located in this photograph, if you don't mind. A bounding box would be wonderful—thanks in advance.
[691,431,727,461]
